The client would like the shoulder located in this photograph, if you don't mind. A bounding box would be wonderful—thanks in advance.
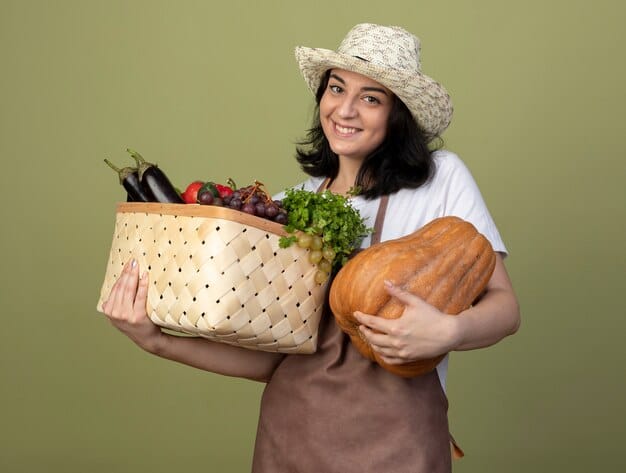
[389,150,475,205]
[426,149,486,205]
[432,148,463,165]
[431,149,476,183]
[384,149,507,254]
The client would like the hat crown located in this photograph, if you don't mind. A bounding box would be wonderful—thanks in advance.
[337,23,422,73]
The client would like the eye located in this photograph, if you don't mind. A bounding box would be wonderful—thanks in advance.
[363,95,381,104]
[328,84,343,94]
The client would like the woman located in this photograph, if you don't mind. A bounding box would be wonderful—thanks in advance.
[103,23,520,472]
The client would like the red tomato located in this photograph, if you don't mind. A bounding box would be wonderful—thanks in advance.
[181,181,205,204]
[215,184,234,198]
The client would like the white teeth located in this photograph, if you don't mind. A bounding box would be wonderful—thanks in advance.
[336,124,357,134]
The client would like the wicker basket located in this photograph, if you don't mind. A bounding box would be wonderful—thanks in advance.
[96,202,328,354]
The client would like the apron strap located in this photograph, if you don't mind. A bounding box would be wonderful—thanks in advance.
[315,178,330,193]
[450,434,465,459]
[371,195,388,246]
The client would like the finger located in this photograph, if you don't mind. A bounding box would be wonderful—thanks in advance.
[369,344,401,357]
[121,259,140,309]
[376,354,406,365]
[384,280,425,306]
[132,271,150,317]
[110,259,135,317]
[354,311,394,333]
[102,260,130,314]
[358,324,395,348]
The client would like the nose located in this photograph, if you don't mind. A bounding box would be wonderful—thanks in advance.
[336,95,358,119]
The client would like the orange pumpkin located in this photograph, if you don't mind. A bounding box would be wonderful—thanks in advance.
[328,216,496,377]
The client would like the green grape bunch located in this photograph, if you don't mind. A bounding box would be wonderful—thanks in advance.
[278,188,372,284]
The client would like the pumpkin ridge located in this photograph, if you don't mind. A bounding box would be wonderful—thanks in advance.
[333,242,402,314]
[405,228,464,299]
[377,242,448,319]
[381,249,435,308]
[396,235,469,312]
[451,233,495,310]
[444,237,495,313]
[423,235,480,311]
[411,216,463,244]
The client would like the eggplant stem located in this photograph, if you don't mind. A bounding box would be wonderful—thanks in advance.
[104,158,120,173]
[126,148,153,180]
[104,158,136,184]
[126,148,146,162]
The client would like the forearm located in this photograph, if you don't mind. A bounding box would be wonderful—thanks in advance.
[451,254,521,351]
[150,333,285,383]
[103,261,285,383]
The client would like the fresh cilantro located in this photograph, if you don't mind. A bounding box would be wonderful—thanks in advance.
[278,187,372,270]
[278,235,298,248]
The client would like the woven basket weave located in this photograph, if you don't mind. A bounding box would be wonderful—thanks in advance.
[96,202,328,354]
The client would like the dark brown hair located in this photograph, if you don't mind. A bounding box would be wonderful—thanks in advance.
[295,70,442,198]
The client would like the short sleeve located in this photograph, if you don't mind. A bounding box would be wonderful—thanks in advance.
[431,151,508,255]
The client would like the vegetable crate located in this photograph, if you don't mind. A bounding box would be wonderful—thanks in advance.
[96,203,328,354]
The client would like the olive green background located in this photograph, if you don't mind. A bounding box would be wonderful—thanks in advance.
[1,0,624,472]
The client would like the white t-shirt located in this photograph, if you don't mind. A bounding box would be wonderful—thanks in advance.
[277,150,507,389]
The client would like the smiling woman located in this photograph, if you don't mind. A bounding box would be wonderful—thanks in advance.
[100,22,520,473]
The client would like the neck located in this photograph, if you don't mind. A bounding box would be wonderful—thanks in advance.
[327,157,361,195]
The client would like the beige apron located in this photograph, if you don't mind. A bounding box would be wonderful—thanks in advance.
[252,189,461,473]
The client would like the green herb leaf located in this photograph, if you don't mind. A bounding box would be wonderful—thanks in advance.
[280,188,372,270]
[278,235,298,248]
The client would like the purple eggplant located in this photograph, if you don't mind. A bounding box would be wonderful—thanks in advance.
[104,158,154,202]
[126,149,184,204]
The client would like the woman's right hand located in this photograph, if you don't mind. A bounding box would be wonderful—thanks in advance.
[101,259,164,353]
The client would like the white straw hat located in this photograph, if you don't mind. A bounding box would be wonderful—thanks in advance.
[295,23,453,139]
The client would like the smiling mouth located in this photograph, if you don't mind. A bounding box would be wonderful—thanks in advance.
[333,121,361,136]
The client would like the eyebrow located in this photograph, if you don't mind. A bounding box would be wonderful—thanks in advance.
[329,72,390,95]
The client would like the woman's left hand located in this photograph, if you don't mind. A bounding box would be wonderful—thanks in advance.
[354,281,460,365]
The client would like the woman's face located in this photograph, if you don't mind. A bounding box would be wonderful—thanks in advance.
[319,69,394,163]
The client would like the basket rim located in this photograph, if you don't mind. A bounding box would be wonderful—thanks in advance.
[115,202,289,236]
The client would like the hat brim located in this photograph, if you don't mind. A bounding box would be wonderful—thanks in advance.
[295,46,453,138]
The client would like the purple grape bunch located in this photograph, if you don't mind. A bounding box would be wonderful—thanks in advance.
[218,181,289,225]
